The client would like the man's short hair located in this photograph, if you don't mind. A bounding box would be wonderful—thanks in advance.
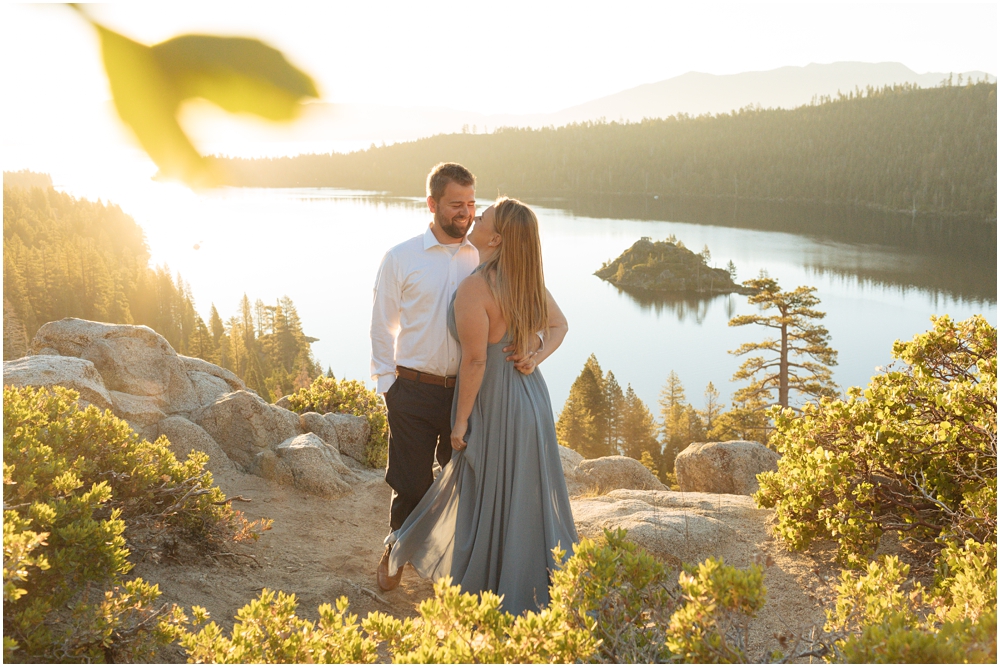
[426,162,476,202]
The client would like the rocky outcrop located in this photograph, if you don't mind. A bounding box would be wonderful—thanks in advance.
[323,413,371,464]
[193,390,301,471]
[28,319,247,415]
[5,318,376,501]
[3,355,114,410]
[675,440,780,496]
[150,415,236,479]
[558,446,586,494]
[254,433,358,499]
[576,455,666,493]
[595,237,752,295]
[572,489,766,566]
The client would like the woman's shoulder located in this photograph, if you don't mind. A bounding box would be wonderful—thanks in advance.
[455,270,496,309]
[458,270,490,294]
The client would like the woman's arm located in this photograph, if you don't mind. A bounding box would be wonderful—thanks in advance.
[534,289,568,365]
[450,276,491,451]
[515,289,568,375]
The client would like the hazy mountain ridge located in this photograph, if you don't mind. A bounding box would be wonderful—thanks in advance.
[189,62,995,154]
[549,62,995,124]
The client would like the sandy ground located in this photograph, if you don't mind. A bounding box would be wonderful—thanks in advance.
[135,462,841,663]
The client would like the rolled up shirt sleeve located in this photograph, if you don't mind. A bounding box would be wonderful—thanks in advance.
[370,251,400,393]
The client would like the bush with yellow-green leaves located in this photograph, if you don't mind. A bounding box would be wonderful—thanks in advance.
[287,375,389,467]
[756,314,997,662]
[3,385,268,662]
[166,529,770,664]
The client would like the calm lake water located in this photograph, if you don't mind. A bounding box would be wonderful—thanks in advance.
[94,186,993,417]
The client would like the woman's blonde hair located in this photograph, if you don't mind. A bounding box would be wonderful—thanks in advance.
[480,197,548,357]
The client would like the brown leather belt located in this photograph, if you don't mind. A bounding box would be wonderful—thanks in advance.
[395,366,457,388]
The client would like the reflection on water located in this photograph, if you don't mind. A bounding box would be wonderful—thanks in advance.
[111,185,994,416]
[611,288,738,324]
[551,194,997,304]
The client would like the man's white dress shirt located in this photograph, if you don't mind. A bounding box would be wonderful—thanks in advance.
[370,225,480,394]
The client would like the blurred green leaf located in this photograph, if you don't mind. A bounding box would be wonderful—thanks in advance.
[152,35,318,120]
[94,24,215,186]
[77,4,318,188]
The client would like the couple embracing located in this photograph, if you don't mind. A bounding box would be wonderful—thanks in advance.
[369,162,578,616]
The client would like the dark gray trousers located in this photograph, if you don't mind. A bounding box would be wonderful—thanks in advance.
[384,376,454,531]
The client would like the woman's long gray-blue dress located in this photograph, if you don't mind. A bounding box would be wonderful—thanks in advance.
[386,298,578,616]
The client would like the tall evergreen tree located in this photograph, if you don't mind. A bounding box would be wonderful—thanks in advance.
[604,371,625,455]
[556,354,611,458]
[700,382,724,433]
[619,385,660,463]
[729,277,839,409]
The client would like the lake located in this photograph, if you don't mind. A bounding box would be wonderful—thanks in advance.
[35,146,995,416]
[73,182,989,418]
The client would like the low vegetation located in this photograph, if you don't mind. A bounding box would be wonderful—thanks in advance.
[757,314,996,661]
[287,374,389,467]
[3,386,268,662]
[4,316,995,662]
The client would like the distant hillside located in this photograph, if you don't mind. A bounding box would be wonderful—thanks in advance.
[2,185,321,400]
[3,170,52,190]
[215,82,997,222]
[183,62,995,153]
[548,62,995,125]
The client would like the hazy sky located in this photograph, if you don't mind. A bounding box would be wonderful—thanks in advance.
[3,2,997,116]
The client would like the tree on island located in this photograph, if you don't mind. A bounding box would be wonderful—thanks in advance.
[728,277,838,424]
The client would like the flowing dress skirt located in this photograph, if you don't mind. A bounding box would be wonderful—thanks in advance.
[386,333,577,616]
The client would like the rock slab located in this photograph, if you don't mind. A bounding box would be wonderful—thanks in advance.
[576,455,666,493]
[675,440,780,496]
[194,390,301,471]
[256,433,358,499]
[3,355,113,410]
[571,489,766,566]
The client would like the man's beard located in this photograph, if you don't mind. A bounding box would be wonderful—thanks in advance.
[436,209,471,240]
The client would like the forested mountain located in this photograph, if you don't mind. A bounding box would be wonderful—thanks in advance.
[3,170,53,190]
[216,82,996,222]
[3,184,321,400]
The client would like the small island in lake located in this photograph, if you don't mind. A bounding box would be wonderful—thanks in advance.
[595,236,753,295]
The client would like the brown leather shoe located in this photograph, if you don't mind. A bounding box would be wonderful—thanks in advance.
[377,544,402,591]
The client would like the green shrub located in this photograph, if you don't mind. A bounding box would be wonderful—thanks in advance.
[825,553,996,663]
[171,529,771,663]
[170,590,378,663]
[548,529,677,662]
[363,576,595,663]
[756,314,996,567]
[666,557,767,662]
[2,385,266,662]
[287,375,388,467]
[753,315,997,663]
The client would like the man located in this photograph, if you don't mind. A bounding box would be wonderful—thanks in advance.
[370,162,480,591]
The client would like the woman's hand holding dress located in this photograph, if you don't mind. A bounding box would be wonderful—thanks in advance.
[451,419,469,451]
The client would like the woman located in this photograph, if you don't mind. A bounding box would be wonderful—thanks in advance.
[386,197,577,616]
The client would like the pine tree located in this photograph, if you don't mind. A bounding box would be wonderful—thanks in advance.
[604,371,625,455]
[729,278,839,410]
[556,354,611,458]
[619,385,660,463]
[699,382,724,433]
[556,388,595,455]
[658,370,686,442]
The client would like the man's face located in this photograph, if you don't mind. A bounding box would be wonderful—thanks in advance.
[428,181,476,240]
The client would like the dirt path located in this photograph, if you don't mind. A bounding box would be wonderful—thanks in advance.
[136,464,838,662]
